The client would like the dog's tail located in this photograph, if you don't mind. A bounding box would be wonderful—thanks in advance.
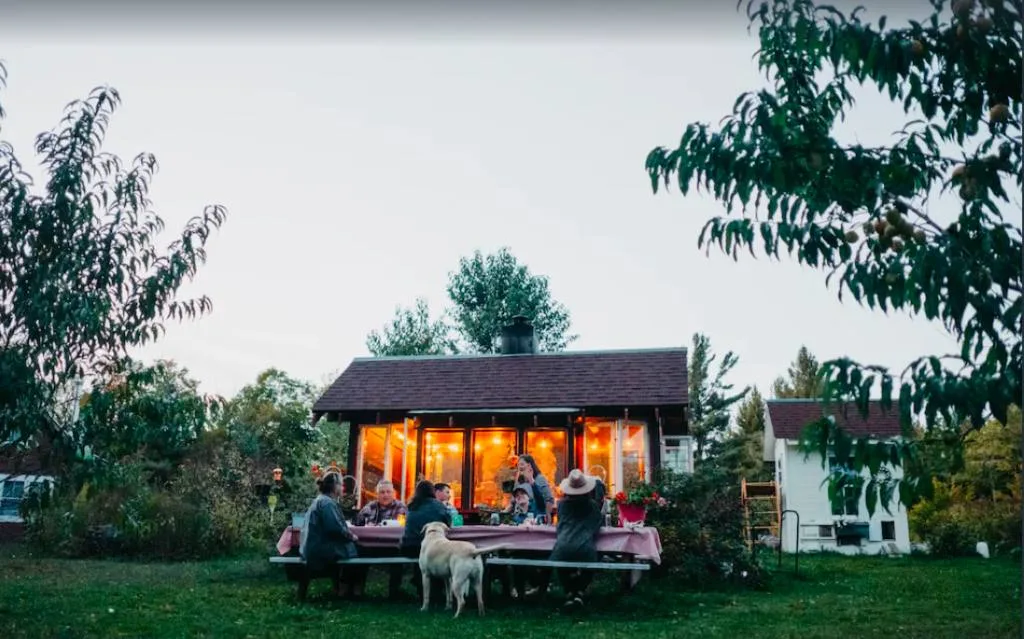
[471,543,513,557]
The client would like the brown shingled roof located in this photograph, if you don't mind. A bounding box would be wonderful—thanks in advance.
[314,348,688,413]
[766,399,903,440]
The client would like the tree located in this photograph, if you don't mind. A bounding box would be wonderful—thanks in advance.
[446,248,577,353]
[366,298,456,356]
[0,62,227,464]
[646,0,1022,510]
[76,359,219,480]
[732,386,769,479]
[688,333,750,461]
[771,346,824,398]
[219,369,321,477]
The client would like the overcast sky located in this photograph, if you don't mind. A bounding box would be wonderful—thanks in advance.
[1,3,974,401]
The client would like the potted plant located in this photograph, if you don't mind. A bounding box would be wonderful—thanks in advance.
[612,482,668,526]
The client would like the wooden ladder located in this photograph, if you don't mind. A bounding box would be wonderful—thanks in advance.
[741,478,781,549]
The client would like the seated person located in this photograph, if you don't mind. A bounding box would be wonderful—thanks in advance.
[354,479,407,526]
[434,482,460,519]
[505,484,539,524]
[550,469,603,610]
[401,480,453,602]
[299,471,360,598]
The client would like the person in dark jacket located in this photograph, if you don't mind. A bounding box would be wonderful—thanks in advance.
[550,469,603,609]
[400,480,452,600]
[299,471,360,597]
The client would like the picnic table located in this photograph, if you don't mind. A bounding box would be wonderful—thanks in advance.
[276,524,663,564]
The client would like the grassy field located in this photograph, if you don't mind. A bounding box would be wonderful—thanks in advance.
[0,545,1019,639]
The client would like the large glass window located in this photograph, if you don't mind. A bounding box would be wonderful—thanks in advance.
[471,430,517,509]
[621,422,647,489]
[525,430,567,488]
[423,431,465,508]
[356,421,418,506]
[582,419,649,494]
[358,427,388,503]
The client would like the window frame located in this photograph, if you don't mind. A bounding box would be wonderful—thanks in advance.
[0,475,53,523]
[661,435,694,475]
[354,419,417,507]
[881,520,896,541]
[581,419,650,494]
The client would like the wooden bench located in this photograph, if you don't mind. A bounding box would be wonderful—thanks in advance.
[485,556,651,593]
[269,556,419,600]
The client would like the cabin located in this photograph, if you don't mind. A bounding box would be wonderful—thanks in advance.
[312,317,693,512]
[764,399,911,555]
[0,443,54,541]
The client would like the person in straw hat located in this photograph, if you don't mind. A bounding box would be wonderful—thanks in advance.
[549,468,604,609]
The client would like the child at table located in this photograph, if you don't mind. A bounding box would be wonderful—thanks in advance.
[507,485,539,525]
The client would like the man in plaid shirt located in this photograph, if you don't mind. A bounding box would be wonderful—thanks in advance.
[354,480,408,525]
[351,479,410,599]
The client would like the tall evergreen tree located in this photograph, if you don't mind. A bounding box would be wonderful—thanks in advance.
[771,346,824,399]
[733,386,769,479]
[688,333,750,461]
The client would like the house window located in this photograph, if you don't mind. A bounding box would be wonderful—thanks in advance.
[525,430,567,488]
[356,420,418,506]
[881,520,896,541]
[800,525,834,539]
[422,430,465,508]
[582,419,649,494]
[661,436,694,475]
[827,456,860,517]
[471,430,517,509]
[0,480,25,518]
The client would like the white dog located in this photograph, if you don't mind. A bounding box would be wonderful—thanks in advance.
[418,521,510,617]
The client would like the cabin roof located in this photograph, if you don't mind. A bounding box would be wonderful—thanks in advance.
[765,399,903,440]
[314,348,688,413]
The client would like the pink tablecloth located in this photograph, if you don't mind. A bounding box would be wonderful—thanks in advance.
[276,524,663,564]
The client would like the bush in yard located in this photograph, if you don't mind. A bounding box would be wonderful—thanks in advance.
[646,465,768,588]
[22,433,276,560]
[909,407,1021,557]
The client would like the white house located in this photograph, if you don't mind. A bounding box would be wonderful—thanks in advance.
[764,399,911,555]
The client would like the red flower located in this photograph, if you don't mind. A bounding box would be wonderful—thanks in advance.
[614,491,628,504]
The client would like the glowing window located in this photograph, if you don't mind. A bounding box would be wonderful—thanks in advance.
[525,430,567,488]
[582,419,649,494]
[356,421,418,507]
[422,431,464,508]
[471,430,517,509]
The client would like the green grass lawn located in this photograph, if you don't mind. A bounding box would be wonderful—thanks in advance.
[0,545,1019,639]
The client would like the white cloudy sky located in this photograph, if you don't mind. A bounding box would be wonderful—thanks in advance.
[1,3,969,400]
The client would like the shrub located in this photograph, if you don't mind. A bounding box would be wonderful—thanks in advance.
[909,478,1022,558]
[22,431,278,560]
[645,466,768,588]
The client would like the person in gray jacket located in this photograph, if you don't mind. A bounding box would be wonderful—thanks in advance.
[550,469,603,610]
[300,471,360,597]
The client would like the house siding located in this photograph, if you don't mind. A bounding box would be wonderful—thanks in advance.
[777,441,910,554]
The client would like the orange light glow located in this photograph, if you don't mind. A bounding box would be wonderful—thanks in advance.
[491,435,502,445]
[474,443,482,452]
[447,443,460,453]
[539,439,550,449]
[590,442,598,451]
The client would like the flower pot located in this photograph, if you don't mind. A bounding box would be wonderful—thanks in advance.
[617,504,647,526]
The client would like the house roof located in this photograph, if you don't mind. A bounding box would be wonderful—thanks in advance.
[765,399,903,440]
[314,348,688,413]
